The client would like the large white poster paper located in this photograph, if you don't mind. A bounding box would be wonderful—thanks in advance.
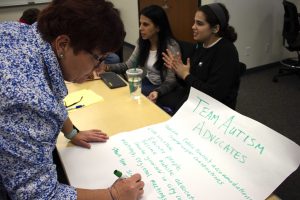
[60,88,300,200]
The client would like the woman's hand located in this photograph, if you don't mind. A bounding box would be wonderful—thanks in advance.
[110,173,144,200]
[82,71,100,82]
[77,173,144,200]
[95,62,108,76]
[162,49,191,80]
[71,129,109,149]
[86,72,95,80]
[162,48,178,69]
[85,63,107,81]
[147,91,158,102]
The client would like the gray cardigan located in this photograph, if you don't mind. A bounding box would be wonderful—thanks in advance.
[108,39,181,96]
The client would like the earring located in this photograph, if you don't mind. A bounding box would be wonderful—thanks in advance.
[59,54,64,59]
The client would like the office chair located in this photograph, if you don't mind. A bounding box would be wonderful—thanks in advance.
[273,0,300,82]
[115,44,124,62]
[239,62,247,76]
[116,31,127,63]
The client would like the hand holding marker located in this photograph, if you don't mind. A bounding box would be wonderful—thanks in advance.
[114,169,128,179]
[111,170,144,199]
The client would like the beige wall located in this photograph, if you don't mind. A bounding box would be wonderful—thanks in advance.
[1,0,300,68]
[117,0,300,68]
[0,4,47,22]
[202,0,299,68]
[0,1,140,45]
[109,0,139,45]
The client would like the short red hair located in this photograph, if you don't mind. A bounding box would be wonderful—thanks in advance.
[37,0,125,54]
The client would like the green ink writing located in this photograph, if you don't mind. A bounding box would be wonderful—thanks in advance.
[121,139,136,157]
[168,134,194,155]
[159,159,174,176]
[193,121,247,164]
[112,147,121,157]
[119,158,126,166]
[167,183,176,195]
[192,156,223,185]
[135,157,152,177]
[134,142,146,155]
[150,179,167,200]
[193,96,209,113]
[144,156,163,174]
[211,164,253,200]
[218,116,265,155]
[165,156,181,171]
[155,134,173,151]
[165,124,179,135]
[175,179,195,200]
[142,137,157,155]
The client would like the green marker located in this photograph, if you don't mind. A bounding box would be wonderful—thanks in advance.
[114,169,128,179]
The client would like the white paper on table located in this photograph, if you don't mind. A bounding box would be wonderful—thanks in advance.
[59,87,300,200]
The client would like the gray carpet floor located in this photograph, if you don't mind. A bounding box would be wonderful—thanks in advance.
[236,66,300,200]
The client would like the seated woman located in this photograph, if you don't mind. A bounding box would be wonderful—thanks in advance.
[99,5,180,103]
[163,3,240,112]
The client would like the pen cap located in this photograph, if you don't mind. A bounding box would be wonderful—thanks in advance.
[114,170,123,178]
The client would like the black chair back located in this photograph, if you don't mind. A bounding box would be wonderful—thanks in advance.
[239,62,247,76]
[282,0,300,46]
[115,44,124,62]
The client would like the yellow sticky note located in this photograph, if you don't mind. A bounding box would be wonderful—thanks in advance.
[64,89,103,110]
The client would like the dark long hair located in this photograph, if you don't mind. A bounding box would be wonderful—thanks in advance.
[138,5,174,72]
[20,8,40,25]
[198,3,237,42]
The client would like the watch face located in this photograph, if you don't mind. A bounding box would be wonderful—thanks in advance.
[64,127,79,140]
[73,125,79,132]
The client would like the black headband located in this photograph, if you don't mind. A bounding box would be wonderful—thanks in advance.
[207,3,227,29]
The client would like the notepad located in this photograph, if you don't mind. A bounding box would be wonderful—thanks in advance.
[64,89,103,111]
[99,72,127,89]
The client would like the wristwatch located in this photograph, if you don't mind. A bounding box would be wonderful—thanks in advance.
[64,126,79,140]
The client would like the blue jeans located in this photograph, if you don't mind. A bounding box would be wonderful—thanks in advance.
[141,77,159,96]
[104,53,120,64]
[142,77,175,115]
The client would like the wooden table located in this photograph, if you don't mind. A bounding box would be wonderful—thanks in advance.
[56,79,170,149]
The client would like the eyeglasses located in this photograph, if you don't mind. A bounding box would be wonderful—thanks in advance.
[88,51,107,68]
[64,96,83,108]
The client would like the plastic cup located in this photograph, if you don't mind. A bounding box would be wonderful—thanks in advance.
[126,68,143,100]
